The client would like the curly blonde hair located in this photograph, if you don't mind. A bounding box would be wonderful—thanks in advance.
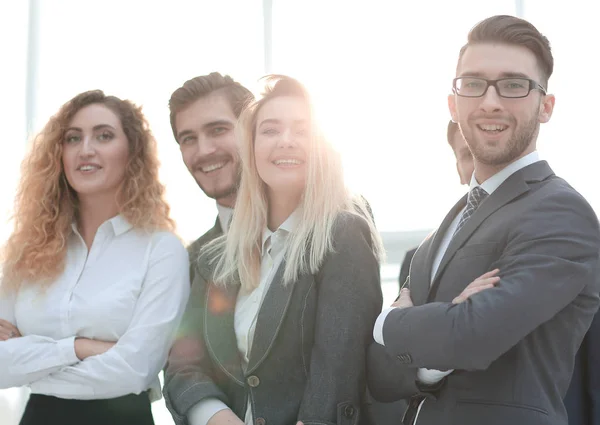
[1,90,174,291]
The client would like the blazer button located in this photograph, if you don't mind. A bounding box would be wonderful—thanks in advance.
[344,405,355,418]
[247,375,260,387]
[255,418,266,425]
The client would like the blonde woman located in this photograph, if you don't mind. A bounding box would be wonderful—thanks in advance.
[164,76,383,425]
[0,90,190,425]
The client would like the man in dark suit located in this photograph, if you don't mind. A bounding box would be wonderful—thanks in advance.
[167,72,254,262]
[368,15,600,425]
[399,121,474,291]
[163,73,253,424]
[564,310,600,425]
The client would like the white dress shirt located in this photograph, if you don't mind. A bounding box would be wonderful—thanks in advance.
[372,152,541,419]
[0,215,190,402]
[188,212,297,425]
[217,203,234,234]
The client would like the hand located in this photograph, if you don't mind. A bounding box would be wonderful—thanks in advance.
[0,319,22,341]
[74,338,117,360]
[391,288,414,309]
[452,269,500,304]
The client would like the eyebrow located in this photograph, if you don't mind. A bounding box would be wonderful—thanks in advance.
[176,119,233,140]
[258,118,307,127]
[66,124,117,132]
[459,71,532,79]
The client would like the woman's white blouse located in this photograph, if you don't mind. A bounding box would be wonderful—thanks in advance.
[0,215,190,401]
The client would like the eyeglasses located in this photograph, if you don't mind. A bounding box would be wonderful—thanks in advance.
[453,77,547,98]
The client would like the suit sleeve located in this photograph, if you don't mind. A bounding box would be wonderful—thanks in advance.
[163,263,230,425]
[297,213,383,425]
[380,189,600,371]
[587,309,600,424]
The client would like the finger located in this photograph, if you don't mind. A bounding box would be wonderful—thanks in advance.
[474,276,500,287]
[475,269,500,280]
[0,320,20,334]
[467,275,500,289]
[454,284,495,303]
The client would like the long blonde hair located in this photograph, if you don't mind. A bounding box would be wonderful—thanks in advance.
[206,75,383,291]
[1,90,174,291]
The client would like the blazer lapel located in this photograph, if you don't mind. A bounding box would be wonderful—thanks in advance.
[246,259,301,374]
[410,196,467,306]
[429,160,554,297]
[203,274,245,385]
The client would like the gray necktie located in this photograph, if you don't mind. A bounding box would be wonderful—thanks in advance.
[453,186,488,236]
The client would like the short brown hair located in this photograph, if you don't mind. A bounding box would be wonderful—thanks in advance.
[168,72,254,141]
[458,15,553,87]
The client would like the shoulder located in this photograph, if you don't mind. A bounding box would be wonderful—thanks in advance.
[187,224,223,257]
[332,211,372,240]
[529,176,597,223]
[148,231,189,261]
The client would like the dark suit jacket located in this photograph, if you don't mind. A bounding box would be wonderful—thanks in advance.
[399,248,417,292]
[164,212,383,425]
[186,217,223,283]
[367,161,600,425]
[564,308,600,425]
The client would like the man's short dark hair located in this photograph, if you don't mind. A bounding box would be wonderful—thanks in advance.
[457,15,553,87]
[169,72,254,141]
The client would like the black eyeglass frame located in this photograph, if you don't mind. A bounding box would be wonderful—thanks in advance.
[452,77,547,98]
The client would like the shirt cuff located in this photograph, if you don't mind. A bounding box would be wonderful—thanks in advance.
[416,368,454,385]
[58,336,79,365]
[187,398,230,425]
[373,307,396,346]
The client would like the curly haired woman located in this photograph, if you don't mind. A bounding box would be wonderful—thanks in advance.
[0,90,190,425]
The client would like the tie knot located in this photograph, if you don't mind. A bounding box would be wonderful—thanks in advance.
[469,186,488,209]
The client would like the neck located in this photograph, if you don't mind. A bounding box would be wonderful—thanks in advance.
[267,189,301,231]
[216,192,236,209]
[474,145,535,184]
[77,193,119,249]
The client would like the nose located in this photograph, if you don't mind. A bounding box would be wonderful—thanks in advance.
[479,85,504,113]
[195,136,218,158]
[79,136,96,157]
[277,128,298,148]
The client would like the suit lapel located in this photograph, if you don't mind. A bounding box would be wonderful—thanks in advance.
[428,160,554,298]
[246,259,301,374]
[203,269,245,385]
[410,196,467,305]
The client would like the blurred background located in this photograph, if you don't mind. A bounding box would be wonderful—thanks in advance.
[1,0,598,423]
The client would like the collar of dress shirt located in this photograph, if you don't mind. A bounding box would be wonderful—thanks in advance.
[469,150,540,195]
[70,214,133,237]
[216,203,234,234]
[261,209,300,253]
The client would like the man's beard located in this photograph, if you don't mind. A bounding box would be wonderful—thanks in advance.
[463,114,539,167]
[197,164,240,201]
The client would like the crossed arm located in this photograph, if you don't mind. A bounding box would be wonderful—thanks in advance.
[368,190,600,401]
[0,233,190,399]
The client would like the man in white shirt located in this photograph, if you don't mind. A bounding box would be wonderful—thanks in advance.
[164,73,254,425]
[367,15,600,425]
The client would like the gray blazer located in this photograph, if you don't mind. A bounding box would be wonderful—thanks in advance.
[164,212,383,425]
[368,161,600,425]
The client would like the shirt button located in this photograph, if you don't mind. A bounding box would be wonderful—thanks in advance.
[247,375,260,387]
[255,418,266,425]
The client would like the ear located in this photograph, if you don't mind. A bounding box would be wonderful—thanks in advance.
[448,94,458,123]
[538,94,555,123]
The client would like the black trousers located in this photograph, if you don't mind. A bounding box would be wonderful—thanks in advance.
[19,393,155,425]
